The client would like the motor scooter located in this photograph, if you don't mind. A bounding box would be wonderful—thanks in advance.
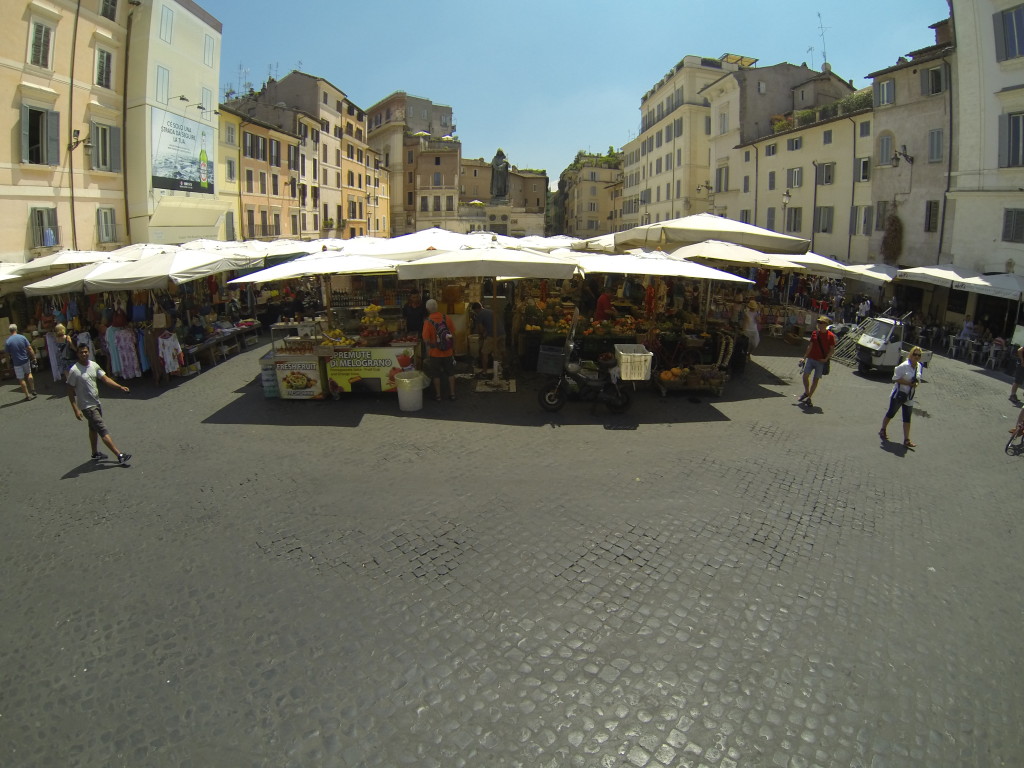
[537,311,631,414]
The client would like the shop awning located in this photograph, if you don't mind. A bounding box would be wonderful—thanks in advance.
[149,202,226,228]
[951,272,1024,300]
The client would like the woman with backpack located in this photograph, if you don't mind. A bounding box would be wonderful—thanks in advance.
[422,299,457,401]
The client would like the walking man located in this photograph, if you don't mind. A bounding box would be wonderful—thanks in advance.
[5,324,37,401]
[66,343,132,465]
[798,316,837,409]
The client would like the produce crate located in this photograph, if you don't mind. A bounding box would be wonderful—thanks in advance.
[537,345,565,375]
[614,343,653,381]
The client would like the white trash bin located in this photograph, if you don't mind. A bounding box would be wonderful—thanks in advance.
[395,370,425,412]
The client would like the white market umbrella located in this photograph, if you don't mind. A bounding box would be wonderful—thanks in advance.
[24,258,141,296]
[570,233,618,253]
[517,234,582,252]
[896,262,984,288]
[573,251,753,283]
[397,245,578,280]
[615,213,810,255]
[9,249,111,276]
[356,228,519,257]
[84,249,263,291]
[951,272,1024,301]
[230,253,398,283]
[785,251,851,278]
[668,240,807,270]
[842,263,897,284]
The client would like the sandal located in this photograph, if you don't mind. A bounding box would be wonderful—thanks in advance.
[878,429,887,441]
[903,439,917,448]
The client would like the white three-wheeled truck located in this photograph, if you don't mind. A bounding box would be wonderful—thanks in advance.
[855,312,934,374]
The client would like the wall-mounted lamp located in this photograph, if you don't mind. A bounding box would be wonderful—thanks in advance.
[696,181,712,194]
[892,145,914,166]
[782,189,792,208]
[170,94,190,103]
[68,128,91,151]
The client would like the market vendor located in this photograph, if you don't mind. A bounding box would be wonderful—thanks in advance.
[594,285,618,322]
[470,301,505,374]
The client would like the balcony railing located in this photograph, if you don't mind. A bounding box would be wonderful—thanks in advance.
[247,224,282,239]
[32,226,61,248]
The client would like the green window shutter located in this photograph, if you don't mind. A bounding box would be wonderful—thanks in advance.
[110,127,122,172]
[21,105,31,163]
[994,11,1008,62]
[998,113,1010,168]
[46,109,60,166]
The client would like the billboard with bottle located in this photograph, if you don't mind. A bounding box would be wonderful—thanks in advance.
[150,106,214,194]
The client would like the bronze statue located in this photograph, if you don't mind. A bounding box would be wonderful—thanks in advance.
[490,149,509,199]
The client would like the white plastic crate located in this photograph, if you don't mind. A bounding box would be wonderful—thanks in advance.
[614,343,652,380]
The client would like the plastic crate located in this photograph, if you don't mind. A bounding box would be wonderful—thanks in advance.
[537,345,565,375]
[614,343,653,380]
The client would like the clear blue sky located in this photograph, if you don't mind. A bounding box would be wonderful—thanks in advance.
[200,0,949,189]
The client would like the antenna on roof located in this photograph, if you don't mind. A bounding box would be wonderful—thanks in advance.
[817,12,830,66]
[807,46,816,69]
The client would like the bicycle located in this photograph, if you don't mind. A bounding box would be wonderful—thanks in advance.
[1006,412,1024,456]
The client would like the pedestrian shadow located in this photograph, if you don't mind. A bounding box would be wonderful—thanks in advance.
[879,440,911,457]
[60,460,120,479]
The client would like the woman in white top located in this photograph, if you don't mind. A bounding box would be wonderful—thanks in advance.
[741,300,760,355]
[879,346,925,448]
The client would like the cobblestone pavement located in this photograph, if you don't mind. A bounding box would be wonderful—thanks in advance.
[1,335,1021,767]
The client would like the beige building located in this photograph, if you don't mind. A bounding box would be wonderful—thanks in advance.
[3,0,129,263]
[866,19,956,269]
[949,0,1024,279]
[553,152,623,237]
[124,0,230,245]
[367,92,546,236]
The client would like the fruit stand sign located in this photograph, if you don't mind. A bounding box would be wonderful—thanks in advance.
[325,347,416,395]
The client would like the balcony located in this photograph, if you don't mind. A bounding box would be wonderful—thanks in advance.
[31,226,61,249]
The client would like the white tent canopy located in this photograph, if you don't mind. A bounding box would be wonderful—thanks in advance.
[668,240,807,270]
[615,213,810,255]
[843,263,897,284]
[396,245,578,280]
[9,249,111,276]
[83,249,264,291]
[896,263,983,288]
[572,250,753,283]
[230,253,399,283]
[785,252,850,277]
[24,258,141,296]
[951,272,1024,300]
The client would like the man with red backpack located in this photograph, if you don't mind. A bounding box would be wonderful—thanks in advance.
[798,316,836,409]
[422,299,457,401]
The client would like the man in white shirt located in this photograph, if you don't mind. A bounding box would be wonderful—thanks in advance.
[66,343,132,466]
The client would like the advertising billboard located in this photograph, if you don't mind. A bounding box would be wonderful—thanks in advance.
[151,106,215,194]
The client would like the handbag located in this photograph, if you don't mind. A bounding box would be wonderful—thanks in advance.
[153,312,168,328]
[822,360,831,376]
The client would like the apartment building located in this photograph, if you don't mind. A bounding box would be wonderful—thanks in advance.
[866,19,956,269]
[3,0,129,263]
[125,0,230,245]
[949,0,1024,278]
[553,152,623,237]
[235,71,386,240]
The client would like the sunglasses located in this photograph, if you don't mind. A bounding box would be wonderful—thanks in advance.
[910,353,921,357]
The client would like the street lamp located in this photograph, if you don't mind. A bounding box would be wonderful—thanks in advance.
[781,188,791,229]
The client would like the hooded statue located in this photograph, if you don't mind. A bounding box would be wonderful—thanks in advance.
[490,149,509,199]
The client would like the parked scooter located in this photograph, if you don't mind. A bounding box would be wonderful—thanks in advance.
[537,311,631,414]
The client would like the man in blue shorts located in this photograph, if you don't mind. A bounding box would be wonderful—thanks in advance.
[798,316,836,409]
[66,343,132,466]
[5,323,37,401]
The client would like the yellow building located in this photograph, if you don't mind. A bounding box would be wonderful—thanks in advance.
[554,152,622,238]
[2,0,129,264]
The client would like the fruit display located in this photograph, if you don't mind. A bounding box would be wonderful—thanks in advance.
[358,304,392,346]
[319,328,357,348]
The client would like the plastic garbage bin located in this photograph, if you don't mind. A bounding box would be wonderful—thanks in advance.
[395,370,425,412]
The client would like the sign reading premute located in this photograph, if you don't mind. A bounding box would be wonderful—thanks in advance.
[151,107,215,194]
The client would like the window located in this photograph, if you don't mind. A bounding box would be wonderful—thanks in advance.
[743,175,749,193]
[765,143,777,156]
[924,200,940,232]
[245,169,253,194]
[156,66,169,104]
[159,6,173,43]
[767,170,776,190]
[787,137,803,151]
[876,201,889,230]
[434,156,441,166]
[30,207,59,247]
[856,157,871,182]
[97,208,117,243]
[923,65,946,95]
[20,105,60,165]
[224,124,236,146]
[862,206,873,234]
[817,162,835,185]
[739,209,751,224]
[432,171,441,186]
[704,116,711,135]
[269,139,281,167]
[928,129,943,162]
[995,5,1024,61]
[203,34,214,67]
[860,120,871,137]
[786,167,803,188]
[433,195,441,211]
[823,129,833,145]
[29,21,53,69]
[420,196,428,212]
[998,112,1024,167]
[766,206,776,231]
[259,172,267,195]
[744,150,750,162]
[587,202,598,212]
[875,79,895,106]
[878,135,893,165]
[1002,208,1024,242]
[90,122,121,172]
[225,158,236,182]
[446,195,454,211]
[785,206,802,233]
[814,206,834,233]
[714,165,729,193]
[719,111,728,134]
[100,0,118,21]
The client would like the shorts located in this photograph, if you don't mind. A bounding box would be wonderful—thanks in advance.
[802,357,826,379]
[82,406,110,438]
[481,335,505,359]
[426,355,455,378]
[1014,364,1024,386]
[14,363,32,380]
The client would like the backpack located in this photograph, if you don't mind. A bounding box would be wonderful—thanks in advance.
[431,318,454,351]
